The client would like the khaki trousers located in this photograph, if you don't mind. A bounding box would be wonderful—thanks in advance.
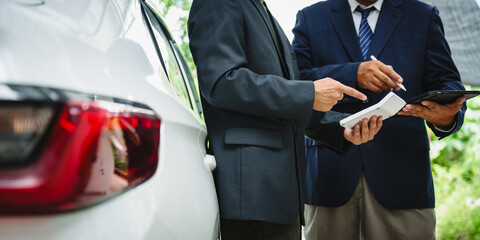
[304,172,436,240]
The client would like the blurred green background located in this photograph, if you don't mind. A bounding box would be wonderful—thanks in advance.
[158,0,480,239]
[432,85,480,240]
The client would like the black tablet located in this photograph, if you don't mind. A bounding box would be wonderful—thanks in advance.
[406,90,480,104]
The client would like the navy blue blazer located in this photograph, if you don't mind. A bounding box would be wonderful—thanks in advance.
[292,0,466,209]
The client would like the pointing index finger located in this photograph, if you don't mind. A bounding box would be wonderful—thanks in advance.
[340,85,367,101]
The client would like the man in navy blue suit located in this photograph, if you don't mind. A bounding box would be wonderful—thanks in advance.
[292,0,467,239]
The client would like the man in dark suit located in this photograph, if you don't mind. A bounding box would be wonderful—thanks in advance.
[188,0,384,238]
[292,0,467,239]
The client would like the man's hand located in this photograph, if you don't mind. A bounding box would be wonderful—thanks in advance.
[344,116,383,145]
[357,60,403,92]
[313,78,367,112]
[398,97,465,127]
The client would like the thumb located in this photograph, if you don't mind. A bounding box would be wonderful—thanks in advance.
[446,97,466,108]
[343,128,353,141]
[340,84,367,102]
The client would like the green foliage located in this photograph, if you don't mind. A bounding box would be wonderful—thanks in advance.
[156,0,195,73]
[431,86,480,239]
[156,0,202,116]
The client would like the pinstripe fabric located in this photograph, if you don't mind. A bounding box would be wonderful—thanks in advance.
[356,7,374,60]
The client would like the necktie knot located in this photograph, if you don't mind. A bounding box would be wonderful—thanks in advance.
[355,6,375,19]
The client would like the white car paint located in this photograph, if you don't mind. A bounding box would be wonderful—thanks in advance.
[0,0,219,239]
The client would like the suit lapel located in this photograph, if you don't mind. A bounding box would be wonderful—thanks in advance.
[330,0,363,62]
[370,0,403,57]
[271,17,296,79]
[250,0,290,78]
[250,0,274,36]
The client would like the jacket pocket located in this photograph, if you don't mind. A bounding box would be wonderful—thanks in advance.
[224,127,283,149]
[397,134,430,150]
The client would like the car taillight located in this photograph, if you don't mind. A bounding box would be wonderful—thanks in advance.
[0,100,160,214]
[0,102,57,165]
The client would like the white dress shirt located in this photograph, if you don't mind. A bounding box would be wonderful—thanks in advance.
[348,0,384,35]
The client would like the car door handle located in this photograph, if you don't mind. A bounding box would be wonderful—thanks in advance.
[203,154,217,172]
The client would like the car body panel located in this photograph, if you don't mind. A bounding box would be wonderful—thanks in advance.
[0,0,218,239]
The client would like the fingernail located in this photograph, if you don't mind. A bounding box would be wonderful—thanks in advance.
[397,78,403,83]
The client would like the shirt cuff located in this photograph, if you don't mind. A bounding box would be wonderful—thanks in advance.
[433,121,457,133]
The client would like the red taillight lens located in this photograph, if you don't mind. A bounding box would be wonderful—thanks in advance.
[0,100,160,213]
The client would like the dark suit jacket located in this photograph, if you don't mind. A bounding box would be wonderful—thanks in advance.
[292,0,466,209]
[188,0,347,224]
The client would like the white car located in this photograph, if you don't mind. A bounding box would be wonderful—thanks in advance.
[0,0,219,239]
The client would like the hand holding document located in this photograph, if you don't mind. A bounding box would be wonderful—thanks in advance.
[343,115,383,145]
[340,90,480,129]
[340,92,406,129]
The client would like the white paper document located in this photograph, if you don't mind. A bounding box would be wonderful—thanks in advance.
[340,92,406,129]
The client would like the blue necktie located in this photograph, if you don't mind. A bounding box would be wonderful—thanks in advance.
[356,7,374,60]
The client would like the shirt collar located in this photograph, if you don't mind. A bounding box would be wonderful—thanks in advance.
[348,0,384,13]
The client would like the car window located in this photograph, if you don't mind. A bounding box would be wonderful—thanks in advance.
[143,0,203,119]
[120,1,171,96]
[143,5,193,110]
[171,42,203,117]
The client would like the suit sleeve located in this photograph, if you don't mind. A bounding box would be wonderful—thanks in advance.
[423,7,466,138]
[306,111,353,155]
[292,9,360,88]
[188,0,314,128]
[290,8,354,154]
